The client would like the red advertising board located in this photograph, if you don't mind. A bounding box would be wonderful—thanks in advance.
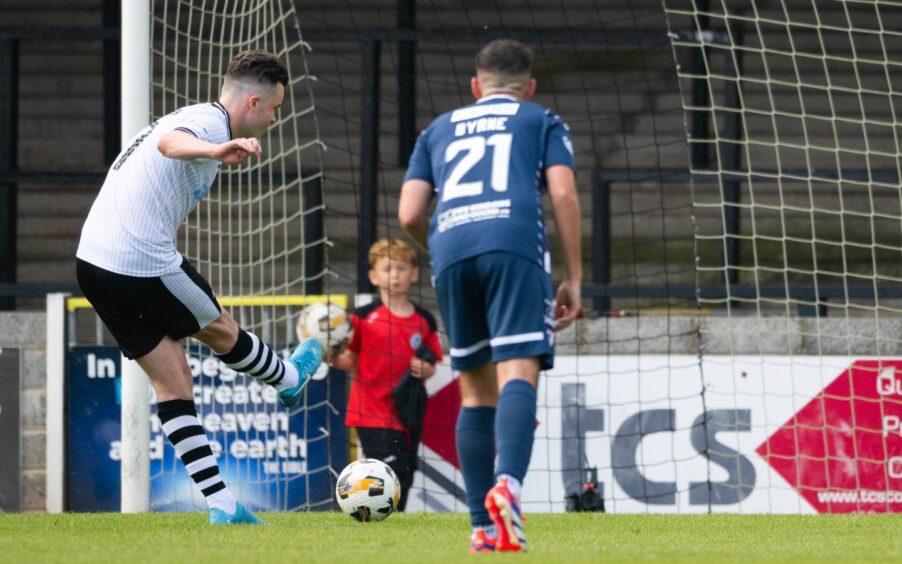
[757,360,902,513]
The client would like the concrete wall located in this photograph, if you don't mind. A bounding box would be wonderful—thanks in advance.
[556,315,902,356]
[0,313,46,512]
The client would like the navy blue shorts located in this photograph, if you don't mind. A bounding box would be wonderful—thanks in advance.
[435,252,555,371]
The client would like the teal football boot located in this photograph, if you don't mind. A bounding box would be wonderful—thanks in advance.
[209,502,265,525]
[277,337,324,408]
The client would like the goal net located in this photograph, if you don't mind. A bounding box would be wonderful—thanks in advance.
[133,0,902,516]
[147,0,343,512]
[297,2,705,514]
[299,0,902,515]
[658,0,902,512]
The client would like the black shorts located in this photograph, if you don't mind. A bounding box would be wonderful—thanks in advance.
[356,426,419,511]
[76,258,222,359]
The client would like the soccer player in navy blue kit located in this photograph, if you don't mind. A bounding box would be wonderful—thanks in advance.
[399,39,583,553]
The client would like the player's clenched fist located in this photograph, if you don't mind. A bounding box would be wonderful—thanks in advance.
[215,138,263,164]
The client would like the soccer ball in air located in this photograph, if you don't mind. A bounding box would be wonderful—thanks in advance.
[335,458,401,522]
[295,302,353,353]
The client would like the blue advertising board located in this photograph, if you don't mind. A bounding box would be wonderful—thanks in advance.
[67,346,346,512]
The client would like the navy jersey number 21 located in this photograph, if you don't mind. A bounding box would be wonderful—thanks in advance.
[404,95,574,278]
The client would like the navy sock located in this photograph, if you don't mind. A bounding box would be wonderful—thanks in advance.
[495,379,537,483]
[456,406,496,527]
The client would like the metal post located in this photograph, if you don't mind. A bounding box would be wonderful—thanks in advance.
[95,313,105,345]
[690,0,710,169]
[303,176,324,295]
[67,310,77,348]
[121,0,150,144]
[398,0,416,166]
[103,0,121,165]
[721,35,742,289]
[358,40,380,293]
[120,357,150,513]
[119,0,151,513]
[0,39,19,311]
[592,175,611,314]
[45,293,69,513]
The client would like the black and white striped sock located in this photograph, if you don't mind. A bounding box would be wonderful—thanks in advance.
[157,399,236,514]
[216,329,299,391]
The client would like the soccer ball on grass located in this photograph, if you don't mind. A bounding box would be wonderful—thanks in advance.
[335,458,401,522]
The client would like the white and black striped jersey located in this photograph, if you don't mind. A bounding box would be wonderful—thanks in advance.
[77,102,231,276]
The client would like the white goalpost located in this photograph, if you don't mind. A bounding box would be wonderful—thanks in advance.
[119,0,153,514]
[120,357,151,513]
[44,293,67,513]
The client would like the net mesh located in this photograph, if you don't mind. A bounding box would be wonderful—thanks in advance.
[665,0,902,317]
[139,0,902,515]
[148,0,338,512]
[662,0,902,513]
[295,1,708,513]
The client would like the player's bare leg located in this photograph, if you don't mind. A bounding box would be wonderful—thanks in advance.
[135,336,194,401]
[459,362,498,407]
[136,336,262,524]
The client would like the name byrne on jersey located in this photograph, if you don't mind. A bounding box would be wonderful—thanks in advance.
[453,116,509,137]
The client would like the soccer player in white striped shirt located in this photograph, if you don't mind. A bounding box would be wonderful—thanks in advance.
[76,49,322,524]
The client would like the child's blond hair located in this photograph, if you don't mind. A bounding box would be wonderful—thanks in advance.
[368,238,418,268]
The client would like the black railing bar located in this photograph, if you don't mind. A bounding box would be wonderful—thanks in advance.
[596,169,902,184]
[0,172,106,185]
[582,284,902,300]
[0,26,675,47]
[294,27,672,47]
[15,168,898,187]
[0,283,81,297]
[0,170,316,185]
[0,27,120,40]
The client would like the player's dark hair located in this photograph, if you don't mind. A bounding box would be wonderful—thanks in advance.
[226,49,288,87]
[475,39,533,77]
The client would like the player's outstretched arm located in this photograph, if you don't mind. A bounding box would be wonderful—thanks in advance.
[398,179,433,250]
[157,130,262,165]
[547,164,583,329]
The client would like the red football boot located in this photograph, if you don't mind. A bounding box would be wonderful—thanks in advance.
[484,478,527,552]
[468,528,497,554]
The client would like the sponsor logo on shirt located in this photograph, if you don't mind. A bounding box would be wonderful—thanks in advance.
[450,103,520,122]
[194,184,210,201]
[437,199,511,233]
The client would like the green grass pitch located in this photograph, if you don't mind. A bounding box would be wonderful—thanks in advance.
[2,512,901,563]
